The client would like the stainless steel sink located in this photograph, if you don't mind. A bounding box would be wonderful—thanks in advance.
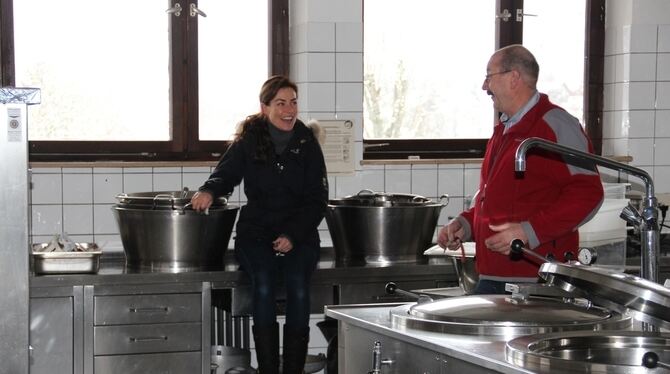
[506,330,670,372]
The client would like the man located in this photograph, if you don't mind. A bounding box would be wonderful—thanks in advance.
[437,45,604,294]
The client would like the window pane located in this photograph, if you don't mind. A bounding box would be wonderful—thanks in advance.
[14,0,170,141]
[523,0,586,123]
[363,0,495,140]
[198,0,269,141]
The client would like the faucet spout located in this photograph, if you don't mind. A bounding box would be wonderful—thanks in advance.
[515,137,660,284]
[515,137,654,197]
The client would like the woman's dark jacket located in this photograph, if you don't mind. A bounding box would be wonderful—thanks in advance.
[199,119,329,246]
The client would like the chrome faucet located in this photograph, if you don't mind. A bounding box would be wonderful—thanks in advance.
[515,137,660,284]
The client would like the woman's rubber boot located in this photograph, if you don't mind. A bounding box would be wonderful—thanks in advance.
[252,322,279,374]
[282,325,310,374]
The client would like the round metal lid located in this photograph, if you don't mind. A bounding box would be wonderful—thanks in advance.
[539,262,670,329]
[329,189,444,207]
[389,295,631,336]
[115,190,229,210]
[506,330,670,373]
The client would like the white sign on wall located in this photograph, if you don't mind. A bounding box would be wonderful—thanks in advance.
[318,120,355,175]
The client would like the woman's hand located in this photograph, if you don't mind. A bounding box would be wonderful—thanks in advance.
[190,191,214,212]
[272,235,293,254]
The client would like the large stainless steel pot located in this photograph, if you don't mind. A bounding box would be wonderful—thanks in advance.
[502,262,670,373]
[506,330,670,373]
[325,190,448,266]
[112,191,239,271]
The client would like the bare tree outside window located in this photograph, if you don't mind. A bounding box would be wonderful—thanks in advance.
[363,0,587,142]
[364,0,496,140]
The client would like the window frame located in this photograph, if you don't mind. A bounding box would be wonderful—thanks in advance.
[362,0,605,160]
[0,0,289,162]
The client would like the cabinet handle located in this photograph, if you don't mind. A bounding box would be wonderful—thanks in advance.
[129,336,168,342]
[129,307,169,313]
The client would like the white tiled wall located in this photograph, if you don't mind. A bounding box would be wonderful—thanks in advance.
[602,0,670,193]
[29,162,481,251]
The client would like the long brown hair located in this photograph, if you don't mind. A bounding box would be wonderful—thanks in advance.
[234,75,298,162]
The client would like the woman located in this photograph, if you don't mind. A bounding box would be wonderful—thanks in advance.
[191,75,328,374]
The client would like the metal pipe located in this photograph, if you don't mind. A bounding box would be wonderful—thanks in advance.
[514,137,660,285]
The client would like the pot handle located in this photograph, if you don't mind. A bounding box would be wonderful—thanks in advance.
[438,193,450,206]
[357,189,376,196]
[179,202,210,215]
[385,282,433,304]
[152,194,177,209]
[509,239,553,264]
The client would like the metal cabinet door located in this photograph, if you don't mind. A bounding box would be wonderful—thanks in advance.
[339,322,444,374]
[30,297,74,374]
[94,351,201,374]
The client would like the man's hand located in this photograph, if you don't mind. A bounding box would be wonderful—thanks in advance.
[437,219,465,250]
[484,222,528,255]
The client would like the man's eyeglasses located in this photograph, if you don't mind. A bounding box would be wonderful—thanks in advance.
[484,70,512,82]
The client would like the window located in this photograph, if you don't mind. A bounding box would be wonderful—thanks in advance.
[14,1,170,141]
[523,0,586,124]
[3,0,288,161]
[364,1,495,141]
[363,0,604,159]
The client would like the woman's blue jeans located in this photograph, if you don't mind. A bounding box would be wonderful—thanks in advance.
[235,238,320,329]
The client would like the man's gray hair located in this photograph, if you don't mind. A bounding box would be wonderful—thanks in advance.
[498,44,539,87]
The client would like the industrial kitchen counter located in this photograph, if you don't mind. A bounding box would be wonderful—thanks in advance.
[28,248,455,374]
[325,303,531,374]
[29,248,457,292]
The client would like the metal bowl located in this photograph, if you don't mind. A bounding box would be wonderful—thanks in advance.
[424,243,478,294]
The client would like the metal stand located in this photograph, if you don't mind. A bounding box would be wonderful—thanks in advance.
[211,306,251,349]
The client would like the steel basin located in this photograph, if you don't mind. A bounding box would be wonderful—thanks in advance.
[325,190,448,266]
[112,191,239,271]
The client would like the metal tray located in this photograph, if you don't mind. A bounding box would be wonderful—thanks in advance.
[32,243,101,274]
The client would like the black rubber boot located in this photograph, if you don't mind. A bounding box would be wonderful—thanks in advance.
[253,322,280,374]
[282,325,309,374]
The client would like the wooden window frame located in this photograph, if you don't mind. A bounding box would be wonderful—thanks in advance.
[0,0,289,162]
[363,0,605,160]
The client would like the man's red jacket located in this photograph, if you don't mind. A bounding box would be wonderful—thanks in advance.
[457,94,604,281]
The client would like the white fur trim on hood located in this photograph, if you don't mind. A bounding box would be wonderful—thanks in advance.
[306,119,326,146]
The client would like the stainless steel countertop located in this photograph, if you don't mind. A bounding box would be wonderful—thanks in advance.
[325,303,534,374]
[29,248,457,289]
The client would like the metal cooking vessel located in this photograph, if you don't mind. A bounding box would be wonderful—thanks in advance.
[506,330,670,373]
[112,191,239,271]
[325,190,448,266]
[501,259,670,372]
[424,243,478,294]
[539,262,670,330]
